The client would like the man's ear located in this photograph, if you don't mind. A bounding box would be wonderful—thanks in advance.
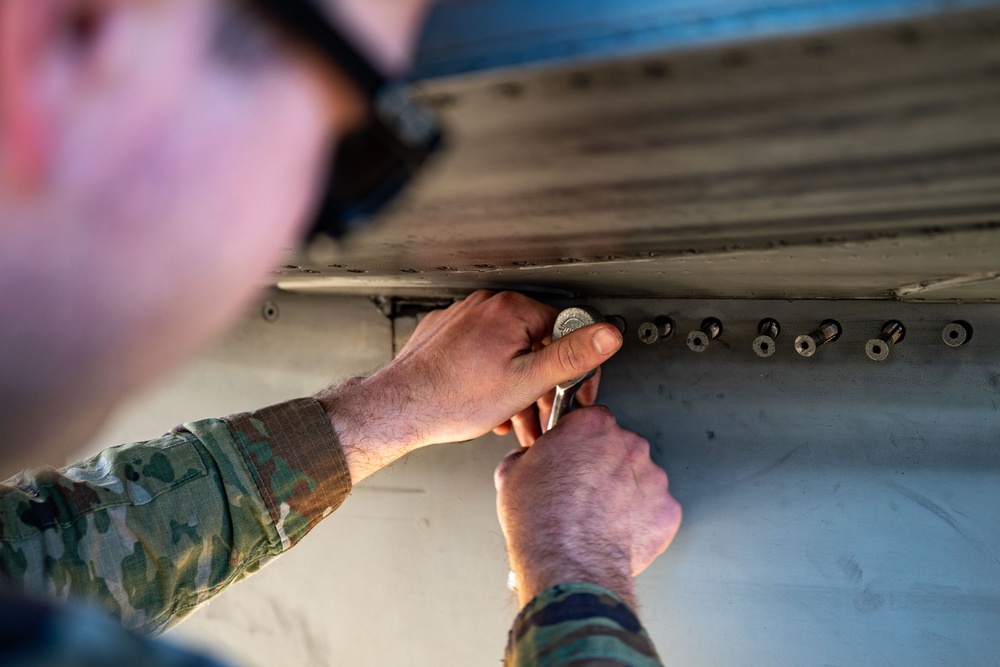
[0,0,109,192]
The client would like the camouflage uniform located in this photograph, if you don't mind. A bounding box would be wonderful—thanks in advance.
[0,398,663,666]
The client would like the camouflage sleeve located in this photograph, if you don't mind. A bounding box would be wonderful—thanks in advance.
[0,590,233,667]
[0,398,351,637]
[505,582,665,667]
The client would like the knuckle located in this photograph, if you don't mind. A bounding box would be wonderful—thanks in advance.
[490,290,524,311]
[494,449,526,488]
[574,405,615,430]
[629,434,651,458]
[661,498,683,530]
[653,466,669,488]
[469,289,495,301]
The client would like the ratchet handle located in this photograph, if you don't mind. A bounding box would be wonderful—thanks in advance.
[544,306,605,432]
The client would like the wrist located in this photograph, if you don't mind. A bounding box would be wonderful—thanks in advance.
[510,548,636,609]
[316,373,423,484]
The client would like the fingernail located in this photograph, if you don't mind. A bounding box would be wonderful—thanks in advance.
[592,327,622,355]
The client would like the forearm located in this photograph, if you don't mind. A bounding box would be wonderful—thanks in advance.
[510,547,637,610]
[0,398,351,635]
[317,373,426,485]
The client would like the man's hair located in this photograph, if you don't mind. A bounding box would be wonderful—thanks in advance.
[211,0,285,68]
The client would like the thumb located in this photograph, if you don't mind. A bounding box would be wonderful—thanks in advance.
[521,323,622,394]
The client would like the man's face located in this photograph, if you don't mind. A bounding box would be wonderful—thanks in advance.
[0,0,426,470]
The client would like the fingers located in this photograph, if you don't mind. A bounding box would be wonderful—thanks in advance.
[575,367,602,407]
[511,404,542,447]
[518,323,622,398]
[493,421,512,437]
[404,291,494,345]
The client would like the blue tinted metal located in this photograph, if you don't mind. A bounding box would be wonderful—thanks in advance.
[415,0,997,78]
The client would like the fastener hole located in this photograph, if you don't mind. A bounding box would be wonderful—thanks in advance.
[873,345,882,355]
[950,330,959,339]
[760,342,769,352]
[800,342,810,351]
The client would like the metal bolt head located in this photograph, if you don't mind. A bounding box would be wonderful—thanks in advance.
[795,320,841,357]
[794,334,818,357]
[261,300,280,323]
[865,338,891,362]
[637,317,673,344]
[942,321,971,347]
[638,322,660,344]
[753,335,777,358]
[687,330,710,353]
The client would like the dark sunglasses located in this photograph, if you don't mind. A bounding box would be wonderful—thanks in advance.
[247,0,444,239]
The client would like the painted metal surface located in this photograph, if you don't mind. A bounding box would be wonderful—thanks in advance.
[416,0,998,79]
[286,6,1000,302]
[88,294,1000,665]
[591,297,1000,666]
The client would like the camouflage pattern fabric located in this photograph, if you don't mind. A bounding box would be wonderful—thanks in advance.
[0,398,352,636]
[0,396,662,665]
[506,582,664,666]
[0,590,231,666]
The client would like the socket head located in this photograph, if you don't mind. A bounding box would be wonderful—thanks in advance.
[865,338,891,362]
[795,334,818,357]
[687,330,710,353]
[554,306,604,341]
[753,335,777,358]
[942,321,971,348]
[638,322,660,344]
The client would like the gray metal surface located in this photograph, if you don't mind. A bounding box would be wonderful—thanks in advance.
[592,297,1000,666]
[285,6,1000,302]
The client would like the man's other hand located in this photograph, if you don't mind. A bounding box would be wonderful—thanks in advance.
[494,407,682,609]
[318,291,623,483]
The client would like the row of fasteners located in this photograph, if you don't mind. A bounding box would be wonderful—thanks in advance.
[634,318,973,361]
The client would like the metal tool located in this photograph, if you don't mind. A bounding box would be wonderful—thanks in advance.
[752,318,781,358]
[942,321,972,347]
[795,320,842,357]
[638,317,674,344]
[687,318,723,353]
[547,306,605,432]
[866,320,905,362]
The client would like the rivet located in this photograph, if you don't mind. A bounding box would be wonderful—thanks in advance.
[261,301,280,324]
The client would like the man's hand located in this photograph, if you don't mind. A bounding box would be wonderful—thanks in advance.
[317,291,624,483]
[494,407,682,609]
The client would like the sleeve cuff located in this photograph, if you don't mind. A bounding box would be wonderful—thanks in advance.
[222,398,352,549]
[506,582,662,666]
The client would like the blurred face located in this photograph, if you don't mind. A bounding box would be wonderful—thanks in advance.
[0,0,426,472]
